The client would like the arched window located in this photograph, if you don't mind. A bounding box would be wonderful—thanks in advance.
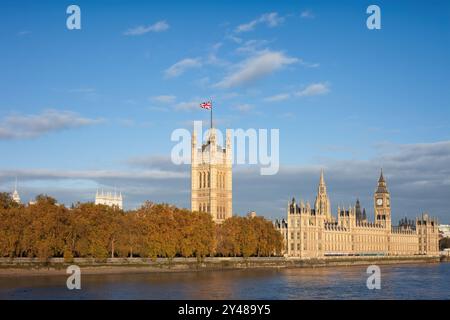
[199,172,202,188]
[203,172,206,189]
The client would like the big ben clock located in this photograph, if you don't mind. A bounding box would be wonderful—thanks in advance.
[376,198,383,206]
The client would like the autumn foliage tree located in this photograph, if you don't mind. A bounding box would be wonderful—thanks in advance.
[216,216,284,257]
[0,195,284,259]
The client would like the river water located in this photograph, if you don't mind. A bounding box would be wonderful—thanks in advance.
[0,263,449,300]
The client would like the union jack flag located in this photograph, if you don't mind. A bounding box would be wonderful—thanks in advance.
[200,101,212,110]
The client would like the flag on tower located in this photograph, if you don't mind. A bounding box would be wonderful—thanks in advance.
[200,101,212,110]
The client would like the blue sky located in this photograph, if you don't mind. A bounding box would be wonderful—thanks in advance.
[0,0,449,222]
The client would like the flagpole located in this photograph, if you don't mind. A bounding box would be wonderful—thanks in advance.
[209,100,212,218]
[210,99,213,130]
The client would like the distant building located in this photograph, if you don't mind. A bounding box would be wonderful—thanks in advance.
[439,225,450,238]
[247,211,257,218]
[95,189,123,210]
[11,178,21,204]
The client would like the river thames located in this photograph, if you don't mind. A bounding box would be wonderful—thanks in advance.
[0,263,449,300]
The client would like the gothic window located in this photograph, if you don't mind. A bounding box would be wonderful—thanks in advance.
[199,172,202,188]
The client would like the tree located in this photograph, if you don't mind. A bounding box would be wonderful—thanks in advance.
[0,192,19,209]
[439,238,450,251]
[0,196,284,259]
[34,194,58,206]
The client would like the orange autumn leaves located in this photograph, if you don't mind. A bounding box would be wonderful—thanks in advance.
[0,193,284,260]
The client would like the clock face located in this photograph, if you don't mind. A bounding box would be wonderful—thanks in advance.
[376,198,383,206]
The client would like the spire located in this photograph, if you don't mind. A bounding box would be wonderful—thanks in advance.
[376,169,389,194]
[315,168,332,219]
[378,168,385,183]
[355,198,362,221]
[12,177,21,204]
[317,168,327,193]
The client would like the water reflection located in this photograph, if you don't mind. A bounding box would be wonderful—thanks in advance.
[0,263,449,300]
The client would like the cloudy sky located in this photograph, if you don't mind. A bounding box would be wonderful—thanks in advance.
[1,0,449,223]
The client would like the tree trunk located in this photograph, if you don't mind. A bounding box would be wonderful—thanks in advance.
[111,240,115,259]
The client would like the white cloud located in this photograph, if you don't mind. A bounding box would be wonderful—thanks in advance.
[68,88,96,93]
[236,12,285,33]
[233,104,254,112]
[174,100,200,111]
[0,110,103,140]
[300,10,315,19]
[4,141,450,219]
[164,58,202,78]
[17,30,31,36]
[151,95,176,104]
[296,83,330,97]
[214,51,298,89]
[263,93,291,102]
[123,21,169,36]
[0,168,186,183]
[236,39,271,54]
[226,34,243,44]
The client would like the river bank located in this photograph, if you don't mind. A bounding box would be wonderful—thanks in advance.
[0,256,442,277]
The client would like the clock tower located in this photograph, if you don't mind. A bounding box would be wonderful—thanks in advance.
[374,169,391,229]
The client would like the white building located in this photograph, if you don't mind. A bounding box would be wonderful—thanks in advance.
[95,189,123,210]
[439,224,450,238]
[11,178,21,204]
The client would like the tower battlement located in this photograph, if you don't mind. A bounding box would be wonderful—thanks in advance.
[191,127,232,223]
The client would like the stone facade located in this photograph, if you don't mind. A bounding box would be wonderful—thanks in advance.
[191,127,232,223]
[95,190,123,210]
[275,170,440,258]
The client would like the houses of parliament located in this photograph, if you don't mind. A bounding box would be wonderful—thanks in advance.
[275,170,440,258]
[191,127,439,257]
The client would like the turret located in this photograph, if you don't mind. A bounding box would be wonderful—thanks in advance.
[314,169,332,220]
[374,169,391,229]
